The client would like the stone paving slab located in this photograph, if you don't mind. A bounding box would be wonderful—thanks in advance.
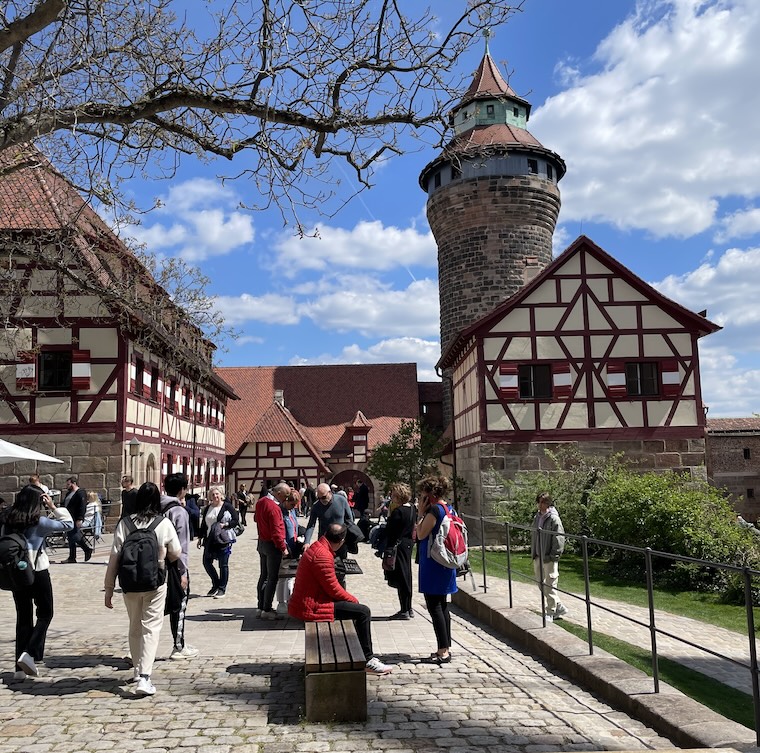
[0,526,682,753]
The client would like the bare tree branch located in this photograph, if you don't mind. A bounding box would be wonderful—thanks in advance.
[1,0,524,217]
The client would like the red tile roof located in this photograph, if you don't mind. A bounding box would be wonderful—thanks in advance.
[707,418,760,433]
[458,52,530,111]
[347,410,372,429]
[246,402,329,473]
[216,364,420,459]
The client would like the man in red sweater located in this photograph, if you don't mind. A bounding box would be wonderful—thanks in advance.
[289,523,393,675]
[256,482,290,619]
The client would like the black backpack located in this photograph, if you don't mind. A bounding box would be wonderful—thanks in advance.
[118,516,166,593]
[0,529,35,591]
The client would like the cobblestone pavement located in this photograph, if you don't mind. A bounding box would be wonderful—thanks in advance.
[473,565,754,695]
[0,525,677,753]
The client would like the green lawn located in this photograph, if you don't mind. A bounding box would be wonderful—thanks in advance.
[471,549,760,635]
[556,620,755,731]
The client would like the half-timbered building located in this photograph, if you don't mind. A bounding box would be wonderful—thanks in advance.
[0,148,236,506]
[438,235,720,517]
[218,363,423,502]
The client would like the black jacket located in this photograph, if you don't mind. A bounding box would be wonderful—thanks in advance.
[65,488,87,523]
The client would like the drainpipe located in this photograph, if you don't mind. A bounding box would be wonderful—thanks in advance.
[435,365,459,507]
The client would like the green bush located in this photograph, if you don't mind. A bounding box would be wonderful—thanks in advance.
[491,445,760,595]
[587,469,760,590]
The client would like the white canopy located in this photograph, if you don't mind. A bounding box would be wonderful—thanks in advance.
[0,438,64,465]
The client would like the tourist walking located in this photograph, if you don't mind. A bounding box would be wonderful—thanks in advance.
[197,487,239,599]
[531,491,567,621]
[415,474,457,664]
[384,482,415,620]
[104,482,182,696]
[1,486,73,679]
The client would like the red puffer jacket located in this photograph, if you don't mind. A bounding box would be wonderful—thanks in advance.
[288,537,357,621]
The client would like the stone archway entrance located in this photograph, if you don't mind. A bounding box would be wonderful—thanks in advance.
[330,469,374,496]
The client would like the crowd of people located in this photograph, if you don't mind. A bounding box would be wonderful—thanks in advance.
[1,470,489,694]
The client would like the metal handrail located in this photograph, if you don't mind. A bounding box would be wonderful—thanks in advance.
[460,512,760,743]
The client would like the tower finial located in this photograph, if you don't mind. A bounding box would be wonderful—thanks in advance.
[483,27,492,54]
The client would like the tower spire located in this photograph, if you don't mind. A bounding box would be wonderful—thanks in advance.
[483,27,492,54]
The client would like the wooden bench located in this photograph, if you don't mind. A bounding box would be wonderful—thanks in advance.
[304,620,367,722]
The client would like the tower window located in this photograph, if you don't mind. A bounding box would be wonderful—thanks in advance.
[434,172,441,188]
[518,364,552,400]
[486,104,495,119]
[451,164,461,180]
[527,159,538,175]
[748,488,755,499]
[513,107,519,117]
[744,448,752,460]
[626,362,659,396]
[547,164,554,181]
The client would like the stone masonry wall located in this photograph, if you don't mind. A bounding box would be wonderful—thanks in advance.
[456,438,709,544]
[428,174,561,356]
[0,433,124,505]
[707,433,760,521]
[427,173,561,426]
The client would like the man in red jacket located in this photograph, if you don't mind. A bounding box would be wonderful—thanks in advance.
[289,523,393,675]
[255,482,291,619]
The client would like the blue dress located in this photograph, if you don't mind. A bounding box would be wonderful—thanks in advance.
[417,503,457,596]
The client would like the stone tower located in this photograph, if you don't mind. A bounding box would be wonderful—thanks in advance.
[420,51,566,424]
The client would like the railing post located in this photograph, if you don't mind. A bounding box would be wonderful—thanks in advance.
[538,526,547,627]
[506,522,513,609]
[480,514,487,593]
[742,567,760,745]
[582,535,593,655]
[644,547,660,693]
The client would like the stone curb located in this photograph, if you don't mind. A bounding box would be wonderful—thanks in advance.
[453,588,759,751]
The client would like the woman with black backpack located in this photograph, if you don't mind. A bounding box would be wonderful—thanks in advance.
[104,482,182,697]
[0,485,73,680]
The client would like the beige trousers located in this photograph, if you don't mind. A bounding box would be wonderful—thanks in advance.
[533,558,562,616]
[123,584,167,676]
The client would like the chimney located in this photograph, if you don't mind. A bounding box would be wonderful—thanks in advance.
[274,389,284,406]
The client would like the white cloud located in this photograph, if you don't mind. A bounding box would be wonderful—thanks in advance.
[302,278,440,338]
[714,207,760,243]
[272,220,436,276]
[533,0,760,238]
[235,335,265,346]
[124,178,255,262]
[214,293,300,326]
[653,246,760,335]
[290,337,442,381]
[698,344,760,417]
[212,275,440,340]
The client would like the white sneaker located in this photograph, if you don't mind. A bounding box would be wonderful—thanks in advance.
[17,652,38,677]
[543,614,554,623]
[260,610,277,620]
[135,676,156,696]
[275,603,289,616]
[12,671,27,681]
[126,668,140,683]
[171,645,199,660]
[365,657,393,675]
[554,604,568,620]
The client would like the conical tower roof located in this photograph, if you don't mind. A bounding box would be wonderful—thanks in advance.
[457,51,531,114]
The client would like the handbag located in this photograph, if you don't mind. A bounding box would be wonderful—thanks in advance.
[382,544,397,572]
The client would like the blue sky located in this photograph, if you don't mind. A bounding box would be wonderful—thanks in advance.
[122,0,760,417]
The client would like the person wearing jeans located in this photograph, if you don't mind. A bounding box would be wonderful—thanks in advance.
[0,486,73,680]
[197,487,239,599]
[415,474,458,664]
[255,482,290,619]
[288,523,393,675]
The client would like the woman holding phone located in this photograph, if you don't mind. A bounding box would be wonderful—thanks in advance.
[415,474,457,664]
